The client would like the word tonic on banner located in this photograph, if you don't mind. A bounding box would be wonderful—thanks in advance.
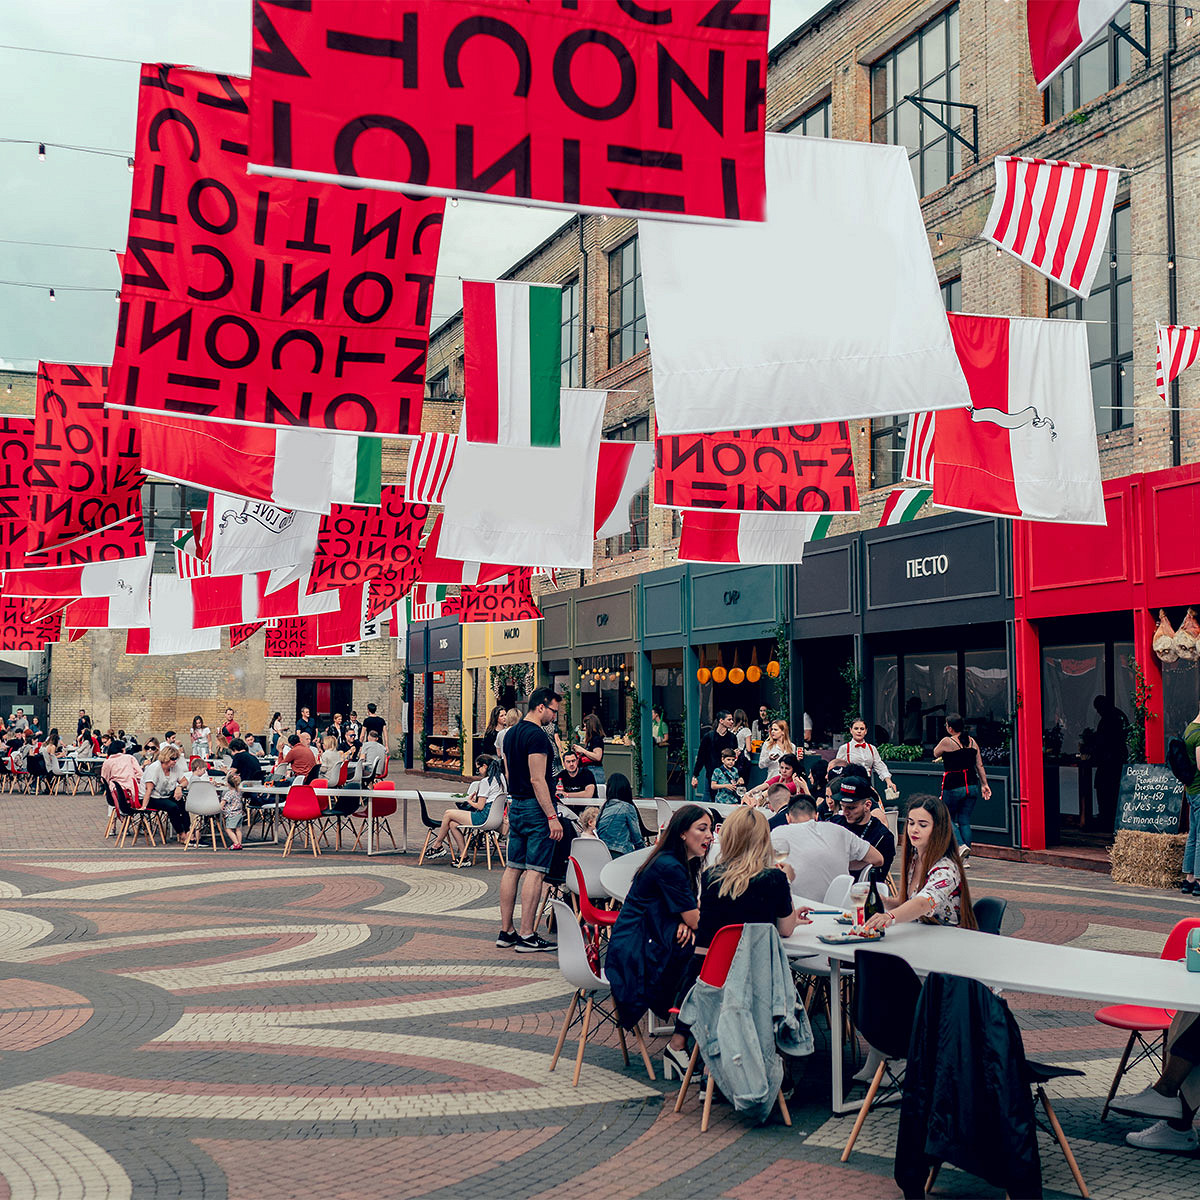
[654,424,858,512]
[247,0,770,223]
[309,487,427,593]
[446,571,543,623]
[32,362,144,552]
[0,599,61,650]
[7,515,147,572]
[110,65,445,435]
[0,417,36,571]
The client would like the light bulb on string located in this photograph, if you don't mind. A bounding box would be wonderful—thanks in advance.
[995,246,1002,257]
[450,196,459,207]
[935,232,944,247]
[114,290,121,303]
[37,144,46,161]
[127,157,135,173]
[48,288,55,301]
[1188,8,1195,28]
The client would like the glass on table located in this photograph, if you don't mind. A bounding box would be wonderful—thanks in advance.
[849,881,871,926]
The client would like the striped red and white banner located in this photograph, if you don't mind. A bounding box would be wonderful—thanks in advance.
[405,432,458,505]
[1156,323,1200,403]
[982,156,1120,299]
[902,411,935,485]
[173,529,212,579]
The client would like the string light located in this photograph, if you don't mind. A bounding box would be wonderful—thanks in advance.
[126,156,134,173]
[936,232,944,247]
[37,143,45,160]
[1187,7,1194,26]
[449,197,458,207]
[48,288,55,300]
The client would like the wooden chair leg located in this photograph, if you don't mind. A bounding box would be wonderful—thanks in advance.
[549,992,579,1073]
[418,829,434,864]
[1038,1086,1089,1198]
[383,818,397,849]
[674,1046,701,1112]
[283,822,295,856]
[1100,1031,1137,1121]
[632,1022,655,1081]
[841,1059,887,1161]
[572,996,594,1087]
[776,1086,792,1127]
[616,1023,630,1067]
[311,820,321,855]
[926,1164,940,1193]
[700,1073,717,1132]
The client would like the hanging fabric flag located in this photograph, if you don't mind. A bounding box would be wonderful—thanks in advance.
[902,412,936,485]
[140,415,382,514]
[417,515,514,586]
[1156,322,1200,403]
[206,494,321,577]
[125,576,223,655]
[308,488,427,594]
[1026,1,1127,90]
[0,599,61,650]
[654,423,857,512]
[678,512,830,564]
[1,548,154,610]
[595,442,656,538]
[405,431,457,504]
[188,574,262,630]
[312,583,366,650]
[440,389,606,569]
[982,156,1119,299]
[444,570,542,623]
[640,134,969,434]
[256,573,342,621]
[0,417,35,571]
[933,313,1103,524]
[30,362,144,551]
[173,529,212,580]
[247,0,770,223]
[229,622,264,648]
[463,281,562,447]
[879,487,933,527]
[407,584,448,623]
[5,515,146,572]
[110,64,444,435]
[60,588,151,630]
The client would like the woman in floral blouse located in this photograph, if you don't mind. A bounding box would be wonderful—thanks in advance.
[863,795,977,931]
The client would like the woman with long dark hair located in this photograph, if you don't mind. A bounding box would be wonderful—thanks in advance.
[594,771,643,856]
[932,714,991,862]
[481,706,502,756]
[605,804,712,1056]
[572,712,606,785]
[863,795,977,931]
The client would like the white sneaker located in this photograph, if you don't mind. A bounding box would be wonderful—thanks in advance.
[1126,1120,1198,1153]
[1111,1086,1186,1120]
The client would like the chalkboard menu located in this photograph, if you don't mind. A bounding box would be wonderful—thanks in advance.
[1115,763,1184,834]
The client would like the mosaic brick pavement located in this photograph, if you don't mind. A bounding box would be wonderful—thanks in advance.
[0,796,1198,1198]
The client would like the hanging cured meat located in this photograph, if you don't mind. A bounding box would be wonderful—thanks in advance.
[1153,610,1179,663]
[1175,608,1200,662]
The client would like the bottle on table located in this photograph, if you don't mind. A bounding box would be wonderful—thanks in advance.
[863,872,885,924]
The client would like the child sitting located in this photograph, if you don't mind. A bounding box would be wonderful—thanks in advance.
[220,769,244,850]
[577,805,602,839]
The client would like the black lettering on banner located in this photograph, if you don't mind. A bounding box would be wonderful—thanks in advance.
[285,196,332,253]
[455,126,531,196]
[443,17,531,95]
[204,315,260,369]
[254,0,312,78]
[712,443,745,476]
[699,0,769,30]
[334,115,430,184]
[342,272,393,323]
[126,237,173,290]
[657,44,724,133]
[617,0,673,24]
[553,29,637,121]
[188,245,235,301]
[411,211,442,256]
[281,264,329,319]
[353,204,404,258]
[796,486,830,511]
[188,178,239,234]
[329,12,418,85]
[271,329,324,373]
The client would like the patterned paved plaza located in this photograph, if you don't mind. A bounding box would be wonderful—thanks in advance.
[0,796,1197,1198]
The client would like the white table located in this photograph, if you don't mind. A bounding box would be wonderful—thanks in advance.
[781,903,1200,1115]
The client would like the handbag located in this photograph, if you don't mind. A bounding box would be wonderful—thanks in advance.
[1187,927,1200,973]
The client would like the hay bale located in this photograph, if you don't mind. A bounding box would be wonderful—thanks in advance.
[1109,830,1187,889]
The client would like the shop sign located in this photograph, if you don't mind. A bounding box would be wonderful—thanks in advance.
[906,554,950,579]
[867,521,997,609]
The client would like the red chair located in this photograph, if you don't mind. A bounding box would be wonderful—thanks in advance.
[1095,916,1200,1119]
[108,781,158,848]
[351,782,397,852]
[570,857,618,961]
[281,785,323,857]
[672,923,792,1132]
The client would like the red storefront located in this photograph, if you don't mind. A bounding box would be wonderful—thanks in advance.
[1014,463,1200,849]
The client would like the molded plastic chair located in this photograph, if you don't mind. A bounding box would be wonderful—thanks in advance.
[185,779,226,851]
[638,802,661,841]
[822,873,854,908]
[109,781,156,848]
[416,790,443,864]
[350,782,397,852]
[281,784,323,857]
[841,950,924,1161]
[972,896,1008,936]
[655,797,673,832]
[547,898,655,1087]
[1095,916,1200,1119]
[672,923,792,1132]
[320,785,362,851]
[456,791,507,869]
[561,837,614,905]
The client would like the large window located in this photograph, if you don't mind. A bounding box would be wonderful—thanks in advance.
[561,278,581,387]
[605,416,650,555]
[871,275,960,488]
[783,95,831,137]
[142,481,208,571]
[1046,5,1137,119]
[1048,205,1131,432]
[870,5,960,196]
[607,237,646,368]
[427,368,450,399]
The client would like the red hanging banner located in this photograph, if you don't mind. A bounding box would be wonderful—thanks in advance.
[445,570,542,623]
[31,362,144,552]
[653,423,859,512]
[309,487,427,594]
[110,65,445,435]
[7,516,147,572]
[229,621,265,648]
[247,0,769,222]
[0,598,61,650]
[264,616,352,657]
[0,418,35,571]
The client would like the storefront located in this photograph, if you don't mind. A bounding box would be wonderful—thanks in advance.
[639,566,689,796]
[1014,463,1200,849]
[793,512,1017,846]
[406,614,464,777]
[461,619,540,765]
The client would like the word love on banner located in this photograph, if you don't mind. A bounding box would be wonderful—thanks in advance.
[31,362,144,551]
[0,599,61,650]
[110,65,444,435]
[248,0,770,222]
[0,417,36,571]
[446,571,543,623]
[654,424,858,512]
[9,516,146,572]
[309,487,427,593]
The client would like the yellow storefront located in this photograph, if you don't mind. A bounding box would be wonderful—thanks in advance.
[461,619,541,766]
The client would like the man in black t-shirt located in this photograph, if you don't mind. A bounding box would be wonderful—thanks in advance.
[228,738,265,783]
[690,711,737,800]
[295,707,317,740]
[497,687,563,954]
[556,751,596,799]
[827,777,896,875]
[362,703,387,747]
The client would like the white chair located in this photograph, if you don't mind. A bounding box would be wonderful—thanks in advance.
[561,837,613,904]
[822,873,854,909]
[595,783,607,800]
[456,792,507,869]
[547,899,655,1087]
[49,759,77,794]
[655,797,673,832]
[185,779,227,851]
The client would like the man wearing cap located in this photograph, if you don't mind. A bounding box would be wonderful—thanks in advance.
[770,794,884,902]
[828,776,896,876]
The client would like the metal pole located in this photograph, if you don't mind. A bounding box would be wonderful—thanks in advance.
[1165,6,1180,465]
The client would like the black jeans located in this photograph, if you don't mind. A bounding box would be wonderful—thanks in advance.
[147,795,189,835]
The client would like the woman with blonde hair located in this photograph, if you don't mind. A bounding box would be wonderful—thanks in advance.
[757,718,794,771]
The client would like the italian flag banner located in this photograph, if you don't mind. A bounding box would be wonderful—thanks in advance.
[678,512,832,564]
[463,281,561,447]
[407,584,448,623]
[879,487,932,526]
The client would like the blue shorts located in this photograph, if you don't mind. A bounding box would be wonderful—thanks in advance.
[506,797,555,874]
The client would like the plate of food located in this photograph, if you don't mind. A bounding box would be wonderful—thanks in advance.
[835,913,856,926]
[817,929,886,945]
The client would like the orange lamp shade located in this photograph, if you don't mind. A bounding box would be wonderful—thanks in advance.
[746,665,762,683]
[697,667,711,685]
[728,667,746,685]
[712,666,727,683]
[765,660,781,678]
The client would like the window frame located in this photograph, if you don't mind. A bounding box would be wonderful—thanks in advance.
[141,480,209,572]
[1044,5,1137,121]
[604,415,651,556]
[607,236,647,368]
[782,95,831,137]
[560,277,582,387]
